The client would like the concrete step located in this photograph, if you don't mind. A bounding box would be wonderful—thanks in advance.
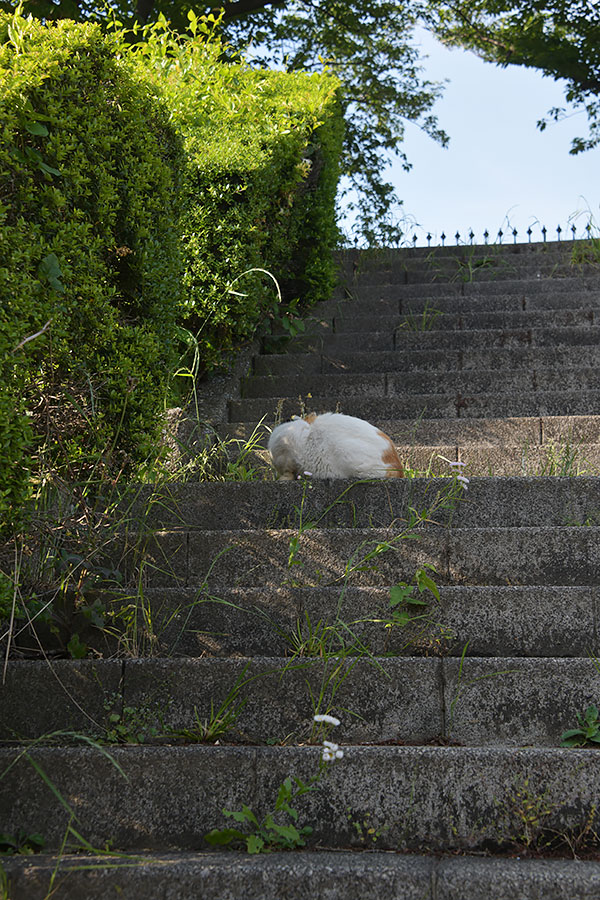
[390,264,597,286]
[241,367,600,400]
[348,278,600,300]
[6,852,600,900]
[132,477,600,530]
[228,390,600,423]
[2,744,600,853]
[217,416,600,475]
[87,584,598,659]
[331,308,597,334]
[153,436,465,480]
[253,346,600,377]
[343,267,600,290]
[128,525,600,589]
[346,263,600,286]
[274,324,600,355]
[3,656,600,746]
[5,581,597,662]
[217,440,600,478]
[322,291,600,319]
[222,414,600,445]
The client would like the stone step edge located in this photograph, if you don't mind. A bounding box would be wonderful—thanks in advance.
[2,745,599,853]
[227,392,600,423]
[7,583,595,662]
[4,851,600,900]
[3,655,600,748]
[219,414,600,438]
[239,368,600,400]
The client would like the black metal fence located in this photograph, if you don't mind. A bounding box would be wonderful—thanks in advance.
[412,222,596,248]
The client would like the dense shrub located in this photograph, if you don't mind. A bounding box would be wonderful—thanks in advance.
[0,12,184,527]
[0,12,343,530]
[127,16,344,371]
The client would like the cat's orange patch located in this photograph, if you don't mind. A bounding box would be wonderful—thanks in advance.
[377,430,404,478]
[303,412,318,424]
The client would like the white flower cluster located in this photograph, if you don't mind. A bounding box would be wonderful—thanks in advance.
[313,714,340,726]
[322,739,344,763]
[313,714,344,763]
[297,471,313,479]
[449,460,469,490]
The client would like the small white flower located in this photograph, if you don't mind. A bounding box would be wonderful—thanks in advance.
[304,471,313,477]
[456,475,469,490]
[323,740,339,751]
[313,714,341,727]
[322,743,344,763]
[448,460,467,470]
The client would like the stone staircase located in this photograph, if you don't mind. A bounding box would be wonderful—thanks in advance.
[4,241,600,896]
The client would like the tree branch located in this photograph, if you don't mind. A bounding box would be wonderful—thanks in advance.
[440,2,517,61]
[212,0,288,21]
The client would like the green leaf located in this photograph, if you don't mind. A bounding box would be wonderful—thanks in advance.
[38,253,65,293]
[67,633,87,659]
[275,778,293,810]
[270,822,301,843]
[224,805,258,826]
[204,827,246,846]
[240,804,259,826]
[416,572,440,602]
[246,833,265,854]
[389,584,413,607]
[38,161,62,177]
[25,122,49,137]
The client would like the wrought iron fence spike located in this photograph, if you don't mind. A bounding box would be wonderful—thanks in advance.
[455,231,460,245]
[512,228,518,244]
[483,229,489,245]
[571,224,577,240]
[469,230,475,245]
[440,232,446,246]
[426,233,432,247]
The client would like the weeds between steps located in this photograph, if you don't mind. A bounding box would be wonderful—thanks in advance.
[422,245,516,285]
[0,730,141,898]
[0,413,274,664]
[205,714,344,854]
[0,466,474,866]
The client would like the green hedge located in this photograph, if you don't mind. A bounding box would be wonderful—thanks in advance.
[127,18,344,371]
[0,13,184,526]
[0,12,343,528]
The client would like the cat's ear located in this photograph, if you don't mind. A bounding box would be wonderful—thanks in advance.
[303,412,317,424]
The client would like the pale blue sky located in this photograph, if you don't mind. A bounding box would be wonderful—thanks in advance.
[343,28,600,247]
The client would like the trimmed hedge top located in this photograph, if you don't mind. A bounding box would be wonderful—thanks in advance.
[125,16,343,369]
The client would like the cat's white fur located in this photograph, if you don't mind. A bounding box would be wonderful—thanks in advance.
[268,412,404,480]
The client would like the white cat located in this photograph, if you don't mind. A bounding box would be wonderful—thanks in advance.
[268,412,404,480]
